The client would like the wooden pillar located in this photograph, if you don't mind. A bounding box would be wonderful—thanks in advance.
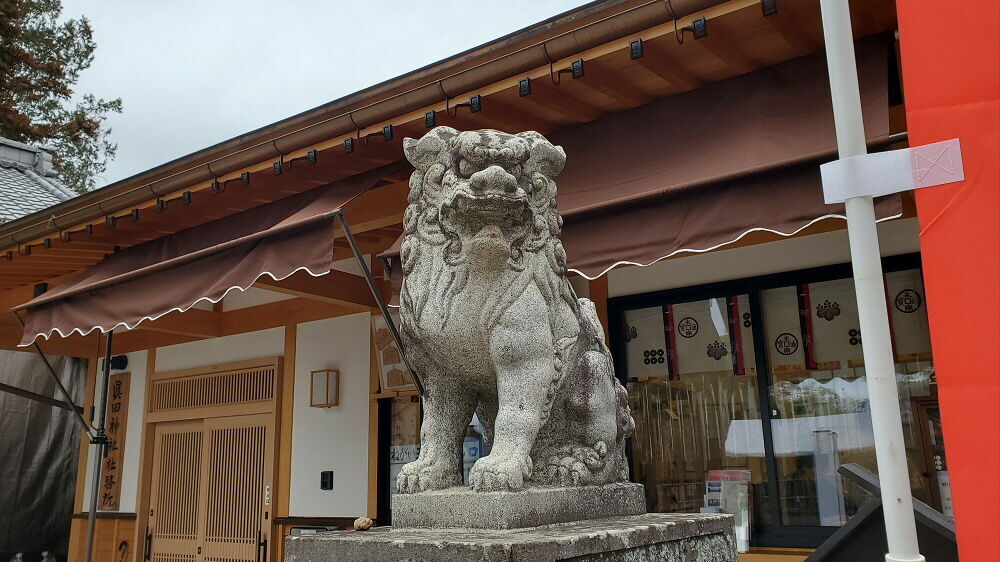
[69,353,98,561]
[130,348,156,562]
[589,276,610,343]
[276,324,297,519]
[367,314,381,519]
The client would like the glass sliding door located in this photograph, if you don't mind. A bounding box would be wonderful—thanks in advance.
[761,280,876,527]
[610,255,945,548]
[623,296,769,526]
[759,268,937,529]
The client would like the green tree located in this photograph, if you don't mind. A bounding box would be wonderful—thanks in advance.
[0,0,122,194]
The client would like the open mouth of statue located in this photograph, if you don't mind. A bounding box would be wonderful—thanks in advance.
[440,191,532,242]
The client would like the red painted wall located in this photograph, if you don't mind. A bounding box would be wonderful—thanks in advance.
[896,1,1000,558]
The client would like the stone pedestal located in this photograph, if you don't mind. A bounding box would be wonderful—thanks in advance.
[391,483,646,530]
[284,512,737,561]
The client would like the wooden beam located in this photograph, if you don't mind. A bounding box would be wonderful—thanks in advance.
[0,284,34,314]
[635,43,704,91]
[134,308,222,339]
[254,270,382,310]
[7,0,773,257]
[220,298,362,335]
[3,255,103,268]
[530,80,606,123]
[46,240,118,252]
[339,180,408,235]
[0,325,98,357]
[580,59,656,107]
[474,96,548,133]
[0,381,83,412]
[764,8,820,57]
[588,276,610,343]
[17,246,112,257]
[112,330,204,354]
[575,73,653,109]
[698,21,759,75]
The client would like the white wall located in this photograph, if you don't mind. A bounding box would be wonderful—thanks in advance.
[81,350,147,513]
[290,312,371,517]
[608,218,921,297]
[155,327,285,372]
[331,254,370,276]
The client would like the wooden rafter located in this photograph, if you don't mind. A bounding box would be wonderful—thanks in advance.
[0,0,900,301]
[634,41,704,91]
[696,20,760,75]
[578,59,656,108]
[528,80,606,123]
[253,269,382,310]
[764,8,820,57]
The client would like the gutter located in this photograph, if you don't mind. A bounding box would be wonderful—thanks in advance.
[0,0,726,250]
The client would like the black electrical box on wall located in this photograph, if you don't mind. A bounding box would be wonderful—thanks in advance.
[320,471,334,490]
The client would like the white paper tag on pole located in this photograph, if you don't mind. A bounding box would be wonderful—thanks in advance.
[820,139,964,203]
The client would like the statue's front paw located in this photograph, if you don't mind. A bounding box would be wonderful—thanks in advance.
[396,457,462,493]
[469,454,532,492]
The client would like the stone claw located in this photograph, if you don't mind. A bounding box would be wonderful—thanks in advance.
[396,456,461,494]
[469,454,531,492]
[535,443,607,487]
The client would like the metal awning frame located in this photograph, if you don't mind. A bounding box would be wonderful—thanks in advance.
[334,211,424,396]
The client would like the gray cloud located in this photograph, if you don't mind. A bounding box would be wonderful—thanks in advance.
[62,0,583,187]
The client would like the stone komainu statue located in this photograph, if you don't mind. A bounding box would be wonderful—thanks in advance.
[396,127,635,493]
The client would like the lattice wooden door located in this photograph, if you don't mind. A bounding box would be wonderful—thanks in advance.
[148,420,203,562]
[147,415,272,562]
[201,414,272,562]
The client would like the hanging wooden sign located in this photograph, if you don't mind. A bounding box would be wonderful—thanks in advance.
[98,371,130,511]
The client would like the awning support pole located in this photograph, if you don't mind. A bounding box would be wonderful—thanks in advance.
[334,211,425,396]
[819,2,924,562]
[12,312,94,437]
[84,330,114,562]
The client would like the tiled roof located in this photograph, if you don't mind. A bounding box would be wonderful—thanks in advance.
[0,137,77,224]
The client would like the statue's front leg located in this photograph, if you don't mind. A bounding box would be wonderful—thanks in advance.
[397,379,477,493]
[470,296,554,492]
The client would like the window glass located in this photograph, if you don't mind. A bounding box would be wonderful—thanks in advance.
[616,264,945,542]
[624,296,768,531]
[761,269,937,526]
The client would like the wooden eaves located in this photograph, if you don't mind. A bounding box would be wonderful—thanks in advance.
[0,0,899,356]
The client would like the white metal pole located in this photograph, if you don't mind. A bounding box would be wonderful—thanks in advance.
[818,1,925,561]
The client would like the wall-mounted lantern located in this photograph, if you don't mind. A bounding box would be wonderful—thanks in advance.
[310,369,340,407]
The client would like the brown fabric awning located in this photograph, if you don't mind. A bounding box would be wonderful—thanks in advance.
[15,163,402,345]
[551,34,896,278]
[382,34,898,280]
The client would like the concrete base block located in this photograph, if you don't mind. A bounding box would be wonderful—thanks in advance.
[391,482,646,530]
[284,513,737,562]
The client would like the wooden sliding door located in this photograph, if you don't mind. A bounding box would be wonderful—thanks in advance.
[148,420,203,562]
[141,358,280,562]
[201,414,272,562]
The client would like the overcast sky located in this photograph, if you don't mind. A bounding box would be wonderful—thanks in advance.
[61,0,585,187]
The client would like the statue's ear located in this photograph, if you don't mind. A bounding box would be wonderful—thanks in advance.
[404,126,458,170]
[520,132,566,178]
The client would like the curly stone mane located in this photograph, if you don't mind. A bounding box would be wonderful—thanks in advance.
[399,128,578,336]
